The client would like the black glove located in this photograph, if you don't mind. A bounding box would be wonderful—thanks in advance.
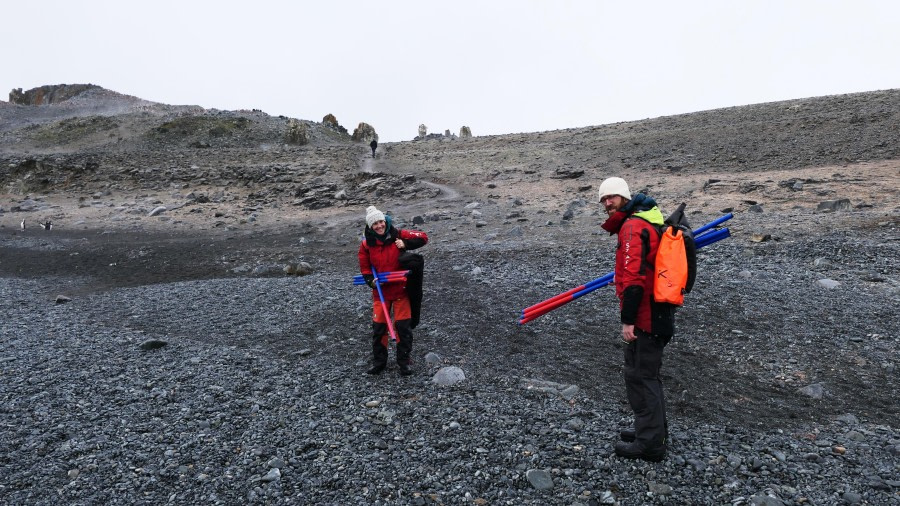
[363,274,377,289]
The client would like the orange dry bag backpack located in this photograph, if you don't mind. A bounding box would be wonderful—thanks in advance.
[654,226,689,305]
[654,203,697,306]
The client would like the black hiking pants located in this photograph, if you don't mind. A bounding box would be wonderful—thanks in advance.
[623,328,670,449]
[394,319,413,366]
[371,320,414,366]
[371,322,389,367]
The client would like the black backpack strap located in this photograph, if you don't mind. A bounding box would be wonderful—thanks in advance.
[684,230,697,293]
[664,202,689,228]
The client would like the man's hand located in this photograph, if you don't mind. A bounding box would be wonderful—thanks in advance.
[395,239,405,250]
[622,324,636,343]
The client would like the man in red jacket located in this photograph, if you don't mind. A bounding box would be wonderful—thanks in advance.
[599,177,672,462]
[358,205,428,376]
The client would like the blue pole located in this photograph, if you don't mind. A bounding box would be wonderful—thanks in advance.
[695,228,730,248]
[693,213,733,236]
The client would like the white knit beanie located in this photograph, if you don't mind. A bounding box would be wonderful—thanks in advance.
[365,205,386,227]
[598,177,632,201]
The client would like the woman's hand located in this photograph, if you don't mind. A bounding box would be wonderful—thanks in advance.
[395,239,405,250]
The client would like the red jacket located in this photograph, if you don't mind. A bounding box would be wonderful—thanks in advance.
[606,207,668,335]
[358,226,428,301]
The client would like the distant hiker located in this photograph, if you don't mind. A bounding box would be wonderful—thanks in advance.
[358,205,428,376]
[369,139,378,158]
[599,176,671,462]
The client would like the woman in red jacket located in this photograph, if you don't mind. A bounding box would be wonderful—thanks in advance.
[358,205,428,376]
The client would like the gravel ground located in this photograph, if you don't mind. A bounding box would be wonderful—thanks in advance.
[1,205,898,505]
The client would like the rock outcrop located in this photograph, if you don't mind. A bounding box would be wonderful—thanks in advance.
[460,126,472,138]
[322,113,348,135]
[9,84,102,105]
[286,119,309,145]
[322,114,339,127]
[351,122,378,143]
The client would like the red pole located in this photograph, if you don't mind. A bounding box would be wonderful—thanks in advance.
[520,295,574,323]
[522,285,584,314]
[371,266,399,343]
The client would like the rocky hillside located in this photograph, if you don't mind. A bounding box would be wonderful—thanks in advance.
[0,83,356,153]
[3,85,899,220]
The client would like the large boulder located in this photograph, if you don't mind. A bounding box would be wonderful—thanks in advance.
[418,124,427,138]
[459,126,472,138]
[816,199,852,212]
[322,113,339,127]
[351,122,378,143]
[432,366,465,386]
[322,113,348,135]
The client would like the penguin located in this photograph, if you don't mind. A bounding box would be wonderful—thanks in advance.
[40,221,53,231]
[20,219,25,231]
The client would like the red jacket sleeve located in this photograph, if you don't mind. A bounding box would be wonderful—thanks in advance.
[358,241,372,275]
[399,229,428,249]
[618,219,656,325]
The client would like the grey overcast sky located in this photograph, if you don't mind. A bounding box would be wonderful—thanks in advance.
[3,0,899,142]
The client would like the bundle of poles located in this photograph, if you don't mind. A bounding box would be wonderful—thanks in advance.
[352,270,410,286]
[519,213,734,325]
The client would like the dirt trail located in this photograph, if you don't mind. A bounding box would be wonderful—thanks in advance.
[361,151,464,206]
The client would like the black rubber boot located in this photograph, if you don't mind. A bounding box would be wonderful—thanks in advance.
[614,441,667,462]
[621,421,668,443]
